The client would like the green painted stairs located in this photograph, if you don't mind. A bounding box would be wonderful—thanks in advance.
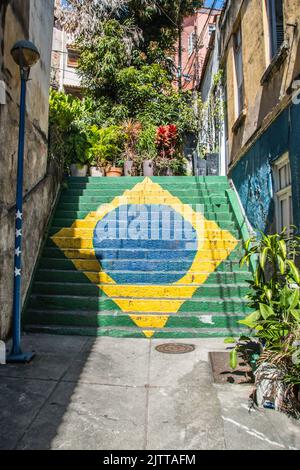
[23,176,253,338]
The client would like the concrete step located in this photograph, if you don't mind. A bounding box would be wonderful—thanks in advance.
[51,218,240,233]
[58,195,229,205]
[23,323,248,338]
[32,281,250,298]
[28,293,252,314]
[49,226,241,239]
[55,203,233,215]
[61,188,228,197]
[25,309,248,330]
[65,176,229,184]
[35,268,251,284]
[46,237,240,251]
[53,210,235,222]
[66,179,230,188]
[35,268,249,284]
[42,245,244,258]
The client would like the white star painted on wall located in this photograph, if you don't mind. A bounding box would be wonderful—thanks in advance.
[15,247,21,256]
[14,268,21,277]
[16,229,22,237]
[16,210,23,220]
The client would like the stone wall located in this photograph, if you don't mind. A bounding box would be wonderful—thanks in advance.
[0,0,58,339]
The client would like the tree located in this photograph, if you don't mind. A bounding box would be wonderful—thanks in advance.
[78,20,130,99]
[57,1,202,55]
[128,0,199,52]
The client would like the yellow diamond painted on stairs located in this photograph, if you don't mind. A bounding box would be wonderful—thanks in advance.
[51,178,238,337]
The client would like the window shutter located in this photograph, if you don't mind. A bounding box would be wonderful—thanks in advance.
[276,21,284,50]
[268,0,284,56]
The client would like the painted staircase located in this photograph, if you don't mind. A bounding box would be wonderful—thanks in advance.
[24,176,253,338]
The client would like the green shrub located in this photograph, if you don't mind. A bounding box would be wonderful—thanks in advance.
[86,125,124,168]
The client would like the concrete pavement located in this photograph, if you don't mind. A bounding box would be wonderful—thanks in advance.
[0,334,299,450]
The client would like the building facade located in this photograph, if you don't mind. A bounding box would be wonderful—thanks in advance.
[174,7,222,91]
[0,0,59,339]
[219,0,300,233]
[51,0,82,96]
[198,14,227,176]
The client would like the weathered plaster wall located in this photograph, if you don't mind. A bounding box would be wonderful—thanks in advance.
[0,1,58,340]
[230,102,300,233]
[220,0,300,166]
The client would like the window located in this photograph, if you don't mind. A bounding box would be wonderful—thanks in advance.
[274,153,293,233]
[233,25,244,117]
[67,48,79,68]
[266,0,284,59]
[188,32,195,56]
[208,24,216,36]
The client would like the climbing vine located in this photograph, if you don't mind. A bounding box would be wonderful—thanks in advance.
[197,70,225,158]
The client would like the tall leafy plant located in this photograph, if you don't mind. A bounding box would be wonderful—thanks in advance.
[155,124,178,158]
[122,119,142,162]
[86,125,124,169]
[227,229,300,369]
[48,90,93,170]
[239,229,300,340]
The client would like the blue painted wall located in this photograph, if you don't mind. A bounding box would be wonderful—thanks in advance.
[229,102,300,233]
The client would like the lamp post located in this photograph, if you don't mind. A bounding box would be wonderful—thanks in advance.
[7,40,40,363]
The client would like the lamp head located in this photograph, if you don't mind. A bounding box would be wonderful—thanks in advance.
[11,40,40,79]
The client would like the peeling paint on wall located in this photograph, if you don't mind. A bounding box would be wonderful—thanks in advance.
[230,102,300,233]
[0,0,56,340]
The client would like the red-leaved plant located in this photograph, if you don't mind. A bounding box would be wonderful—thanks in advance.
[155,124,178,158]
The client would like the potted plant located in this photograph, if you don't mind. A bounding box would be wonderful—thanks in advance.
[86,126,106,177]
[122,119,142,176]
[104,125,124,177]
[136,124,157,176]
[86,125,124,177]
[155,124,179,176]
[66,127,91,177]
[229,229,300,416]
[94,125,123,177]
[90,162,105,177]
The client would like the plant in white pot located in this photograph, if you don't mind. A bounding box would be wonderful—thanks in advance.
[136,124,157,176]
[86,125,107,177]
[122,119,142,176]
[67,127,91,177]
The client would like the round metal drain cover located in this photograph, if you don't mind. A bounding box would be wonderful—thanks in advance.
[155,343,195,354]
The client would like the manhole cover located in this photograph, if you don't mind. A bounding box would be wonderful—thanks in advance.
[155,343,195,354]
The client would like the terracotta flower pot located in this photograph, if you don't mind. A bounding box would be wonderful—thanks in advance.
[106,166,123,177]
[70,164,88,177]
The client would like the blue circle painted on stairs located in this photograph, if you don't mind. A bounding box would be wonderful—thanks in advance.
[93,204,198,284]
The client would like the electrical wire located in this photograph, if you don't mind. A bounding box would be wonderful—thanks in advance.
[194,0,218,50]
[154,1,179,28]
[181,0,219,86]
[51,65,79,74]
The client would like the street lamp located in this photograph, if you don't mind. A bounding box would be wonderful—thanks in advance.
[7,40,40,363]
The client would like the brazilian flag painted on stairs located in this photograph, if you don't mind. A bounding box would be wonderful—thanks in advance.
[24,176,253,338]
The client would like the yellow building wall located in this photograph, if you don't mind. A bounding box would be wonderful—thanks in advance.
[221,0,300,167]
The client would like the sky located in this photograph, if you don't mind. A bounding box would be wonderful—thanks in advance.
[204,0,225,8]
[60,0,226,12]
[61,1,225,7]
